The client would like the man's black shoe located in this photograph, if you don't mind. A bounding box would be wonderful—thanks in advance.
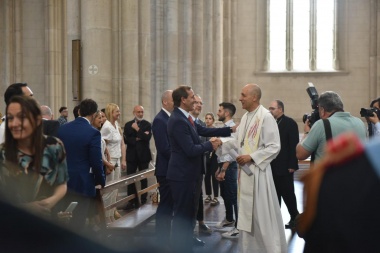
[192,236,205,246]
[285,220,296,229]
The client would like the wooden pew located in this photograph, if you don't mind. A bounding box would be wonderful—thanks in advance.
[99,163,159,237]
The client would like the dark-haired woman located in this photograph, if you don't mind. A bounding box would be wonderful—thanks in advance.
[0,96,68,217]
[203,112,220,206]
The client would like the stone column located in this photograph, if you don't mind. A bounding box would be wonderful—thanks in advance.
[166,0,179,87]
[192,0,203,95]
[139,0,152,120]
[121,0,140,120]
[67,0,81,111]
[81,0,113,102]
[2,0,23,91]
[45,0,67,112]
[203,0,214,110]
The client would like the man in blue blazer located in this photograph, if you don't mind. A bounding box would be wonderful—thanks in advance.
[152,90,174,248]
[58,99,105,232]
[167,86,233,253]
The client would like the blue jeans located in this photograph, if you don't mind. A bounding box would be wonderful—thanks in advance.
[219,162,238,225]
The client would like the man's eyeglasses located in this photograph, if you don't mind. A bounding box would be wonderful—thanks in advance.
[269,107,278,111]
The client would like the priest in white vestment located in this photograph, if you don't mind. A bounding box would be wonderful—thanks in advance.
[217,83,287,253]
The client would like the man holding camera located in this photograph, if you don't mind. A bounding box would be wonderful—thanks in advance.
[297,91,366,162]
[364,97,380,137]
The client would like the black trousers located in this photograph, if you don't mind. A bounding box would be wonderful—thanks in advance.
[196,177,204,222]
[169,175,202,253]
[272,173,299,219]
[205,153,219,197]
[155,176,173,245]
[127,161,149,204]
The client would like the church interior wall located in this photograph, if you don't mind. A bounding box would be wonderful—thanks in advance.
[0,0,376,133]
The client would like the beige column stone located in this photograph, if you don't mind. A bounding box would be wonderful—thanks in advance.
[151,0,165,113]
[203,0,214,110]
[45,0,67,113]
[139,0,152,120]
[166,0,179,87]
[2,0,23,89]
[215,0,224,103]
[121,0,139,120]
[192,0,203,95]
[66,0,81,111]
[111,0,122,116]
[81,0,113,102]
[179,0,192,86]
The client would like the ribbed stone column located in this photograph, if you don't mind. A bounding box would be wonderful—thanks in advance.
[139,0,152,120]
[66,0,81,111]
[45,0,66,112]
[121,0,139,120]
[166,0,179,87]
[2,0,23,91]
[80,0,112,102]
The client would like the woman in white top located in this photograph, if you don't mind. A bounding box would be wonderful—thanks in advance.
[100,103,126,222]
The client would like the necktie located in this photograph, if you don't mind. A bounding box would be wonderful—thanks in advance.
[188,115,195,127]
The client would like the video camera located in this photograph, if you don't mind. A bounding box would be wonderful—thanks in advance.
[360,107,380,118]
[302,82,320,127]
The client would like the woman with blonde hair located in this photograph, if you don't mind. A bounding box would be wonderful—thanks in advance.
[100,103,126,222]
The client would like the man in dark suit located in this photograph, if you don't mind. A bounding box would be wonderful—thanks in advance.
[40,105,60,137]
[124,105,152,207]
[190,94,212,240]
[152,90,174,248]
[269,99,299,229]
[57,99,105,232]
[167,85,233,253]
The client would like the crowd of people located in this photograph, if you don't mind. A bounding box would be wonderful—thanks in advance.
[0,81,379,253]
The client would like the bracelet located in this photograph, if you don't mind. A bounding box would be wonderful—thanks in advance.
[304,132,309,134]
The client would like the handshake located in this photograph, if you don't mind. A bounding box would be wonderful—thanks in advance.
[209,137,222,150]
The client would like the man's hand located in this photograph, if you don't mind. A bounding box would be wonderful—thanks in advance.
[231,124,239,133]
[132,122,139,131]
[304,119,311,133]
[210,137,222,150]
[236,154,252,166]
[216,168,225,181]
[368,112,380,124]
[288,168,295,173]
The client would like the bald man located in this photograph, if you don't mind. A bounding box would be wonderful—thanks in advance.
[40,105,60,137]
[123,105,153,209]
[217,83,286,252]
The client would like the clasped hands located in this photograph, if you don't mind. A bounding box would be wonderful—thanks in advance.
[209,137,222,150]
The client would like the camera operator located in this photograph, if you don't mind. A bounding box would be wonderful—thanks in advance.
[296,91,367,162]
[366,97,380,137]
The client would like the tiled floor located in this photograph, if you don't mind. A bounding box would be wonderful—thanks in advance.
[193,181,305,253]
[109,179,306,252]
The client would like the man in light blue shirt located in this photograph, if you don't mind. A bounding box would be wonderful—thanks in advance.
[297,91,366,162]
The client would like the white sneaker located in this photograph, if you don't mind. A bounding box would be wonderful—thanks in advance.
[222,227,239,239]
[214,218,235,230]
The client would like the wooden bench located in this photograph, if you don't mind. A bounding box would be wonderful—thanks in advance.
[99,163,159,237]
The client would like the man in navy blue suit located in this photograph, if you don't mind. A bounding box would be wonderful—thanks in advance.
[167,85,233,253]
[152,90,174,248]
[58,99,105,232]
